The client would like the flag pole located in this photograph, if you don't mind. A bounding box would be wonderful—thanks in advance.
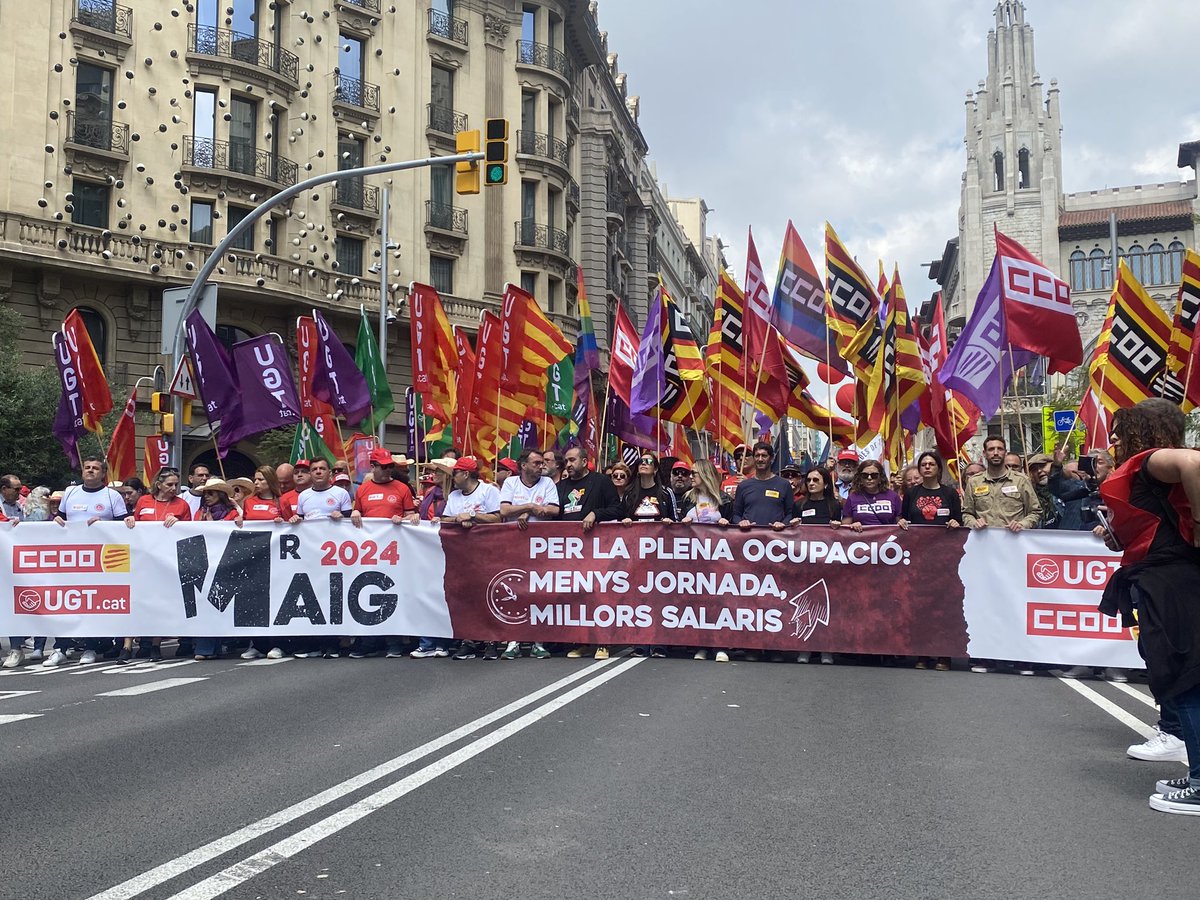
[597,376,612,466]
[825,329,835,451]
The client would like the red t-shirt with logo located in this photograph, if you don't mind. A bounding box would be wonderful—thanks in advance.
[242,497,282,521]
[133,495,192,522]
[355,479,417,518]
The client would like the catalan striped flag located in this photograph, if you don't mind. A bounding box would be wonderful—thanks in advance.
[824,223,882,383]
[1088,259,1173,413]
[1168,249,1200,411]
[782,348,855,447]
[660,288,711,429]
[888,267,927,422]
[706,273,748,454]
[471,311,526,458]
[408,283,458,429]
[499,283,573,389]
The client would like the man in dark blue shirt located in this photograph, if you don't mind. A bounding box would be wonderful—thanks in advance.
[733,442,798,530]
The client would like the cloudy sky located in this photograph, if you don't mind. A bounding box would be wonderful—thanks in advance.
[595,0,1199,306]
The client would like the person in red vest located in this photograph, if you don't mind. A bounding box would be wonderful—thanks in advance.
[1096,398,1200,816]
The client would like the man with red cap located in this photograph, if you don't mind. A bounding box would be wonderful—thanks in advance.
[351,448,419,525]
[834,449,859,501]
[278,459,312,521]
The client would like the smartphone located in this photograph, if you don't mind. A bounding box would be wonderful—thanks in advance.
[1095,506,1122,550]
[1078,456,1096,477]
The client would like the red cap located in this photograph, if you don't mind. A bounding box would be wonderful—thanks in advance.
[368,448,395,466]
[837,450,859,463]
[294,459,312,470]
[670,462,692,474]
[452,456,479,474]
[497,457,519,475]
[334,473,352,485]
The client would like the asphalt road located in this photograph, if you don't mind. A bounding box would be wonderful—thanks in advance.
[0,649,1190,900]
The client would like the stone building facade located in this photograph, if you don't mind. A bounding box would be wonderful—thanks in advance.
[0,0,717,475]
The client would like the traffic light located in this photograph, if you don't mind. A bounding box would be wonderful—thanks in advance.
[180,402,193,426]
[161,413,175,435]
[455,129,480,195]
[484,118,508,186]
[151,392,171,414]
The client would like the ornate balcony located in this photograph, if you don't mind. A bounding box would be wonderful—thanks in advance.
[426,201,467,235]
[183,136,298,188]
[65,111,129,156]
[514,220,572,278]
[333,180,380,214]
[187,24,299,95]
[334,73,380,113]
[427,104,468,135]
[70,0,133,58]
[428,8,468,45]
[516,130,569,167]
[72,0,131,36]
[516,220,568,255]
[517,40,572,85]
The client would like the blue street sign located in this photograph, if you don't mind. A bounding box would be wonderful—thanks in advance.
[1053,410,1077,433]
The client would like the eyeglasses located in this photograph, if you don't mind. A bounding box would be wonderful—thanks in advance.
[805,476,823,483]
[639,457,656,465]
[862,472,881,479]
[611,473,628,480]
[671,469,691,476]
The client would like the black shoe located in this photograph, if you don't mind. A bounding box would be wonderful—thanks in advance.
[632,647,649,657]
[651,647,668,658]
[176,643,194,659]
[453,642,478,660]
[116,648,132,665]
[148,648,162,662]
[483,642,500,660]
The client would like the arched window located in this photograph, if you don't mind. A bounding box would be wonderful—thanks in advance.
[75,306,108,368]
[1069,250,1087,291]
[1147,242,1166,285]
[1126,243,1144,283]
[1168,240,1186,283]
[216,323,255,352]
[992,151,1004,192]
[1088,248,1108,291]
[1017,148,1031,189]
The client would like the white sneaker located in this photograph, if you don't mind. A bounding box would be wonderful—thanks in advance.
[1058,665,1093,679]
[693,649,708,661]
[796,652,810,663]
[79,649,98,665]
[267,647,285,659]
[42,649,68,667]
[3,649,23,668]
[27,649,43,661]
[714,650,730,663]
[432,647,450,658]
[820,653,834,665]
[22,638,35,650]
[1128,728,1189,763]
[240,648,264,660]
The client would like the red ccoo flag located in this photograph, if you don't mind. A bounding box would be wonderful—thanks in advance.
[995,229,1083,374]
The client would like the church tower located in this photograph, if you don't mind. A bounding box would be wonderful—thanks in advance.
[953,1,1063,326]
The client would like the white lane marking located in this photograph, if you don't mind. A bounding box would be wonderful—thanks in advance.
[166,657,646,900]
[104,660,198,675]
[1057,676,1156,739]
[0,690,40,701]
[88,656,625,900]
[236,658,293,667]
[96,678,208,697]
[0,713,43,724]
[1108,681,1158,710]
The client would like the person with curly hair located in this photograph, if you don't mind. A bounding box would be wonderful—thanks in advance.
[1096,398,1200,815]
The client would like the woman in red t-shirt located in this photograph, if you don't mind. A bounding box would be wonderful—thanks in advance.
[240,466,284,522]
[128,468,192,527]
[122,468,191,662]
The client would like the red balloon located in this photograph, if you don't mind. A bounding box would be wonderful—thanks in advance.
[817,363,846,384]
[835,383,856,414]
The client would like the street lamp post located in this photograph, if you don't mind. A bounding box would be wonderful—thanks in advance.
[168,151,482,469]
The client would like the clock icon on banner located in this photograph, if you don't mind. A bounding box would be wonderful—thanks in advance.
[486,568,529,625]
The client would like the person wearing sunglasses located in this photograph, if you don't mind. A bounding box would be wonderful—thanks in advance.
[621,453,677,523]
[608,462,633,502]
[840,460,905,532]
[797,467,842,526]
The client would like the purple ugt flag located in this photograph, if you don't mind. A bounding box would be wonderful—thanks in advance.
[184,309,239,423]
[218,335,301,456]
[937,256,1034,420]
[630,289,666,417]
[607,393,665,452]
[52,331,85,467]
[405,387,427,457]
[311,309,371,427]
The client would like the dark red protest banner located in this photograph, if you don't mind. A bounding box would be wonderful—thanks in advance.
[440,523,969,656]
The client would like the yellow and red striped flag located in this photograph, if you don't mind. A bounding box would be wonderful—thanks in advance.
[409,283,458,429]
[706,280,747,454]
[1168,249,1200,410]
[1088,259,1172,413]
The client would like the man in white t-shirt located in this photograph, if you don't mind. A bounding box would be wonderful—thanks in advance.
[496,449,558,660]
[499,449,560,531]
[43,456,131,667]
[440,457,501,527]
[290,458,352,522]
[441,457,504,661]
[181,462,212,517]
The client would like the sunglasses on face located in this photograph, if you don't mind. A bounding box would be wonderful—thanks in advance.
[806,476,823,483]
[612,473,628,479]
[862,472,881,479]
[639,457,656,465]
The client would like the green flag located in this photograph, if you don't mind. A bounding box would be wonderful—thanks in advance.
[291,418,336,464]
[355,308,394,433]
[546,355,574,418]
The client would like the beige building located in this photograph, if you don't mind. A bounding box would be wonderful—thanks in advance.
[0,0,718,475]
[928,0,1200,450]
